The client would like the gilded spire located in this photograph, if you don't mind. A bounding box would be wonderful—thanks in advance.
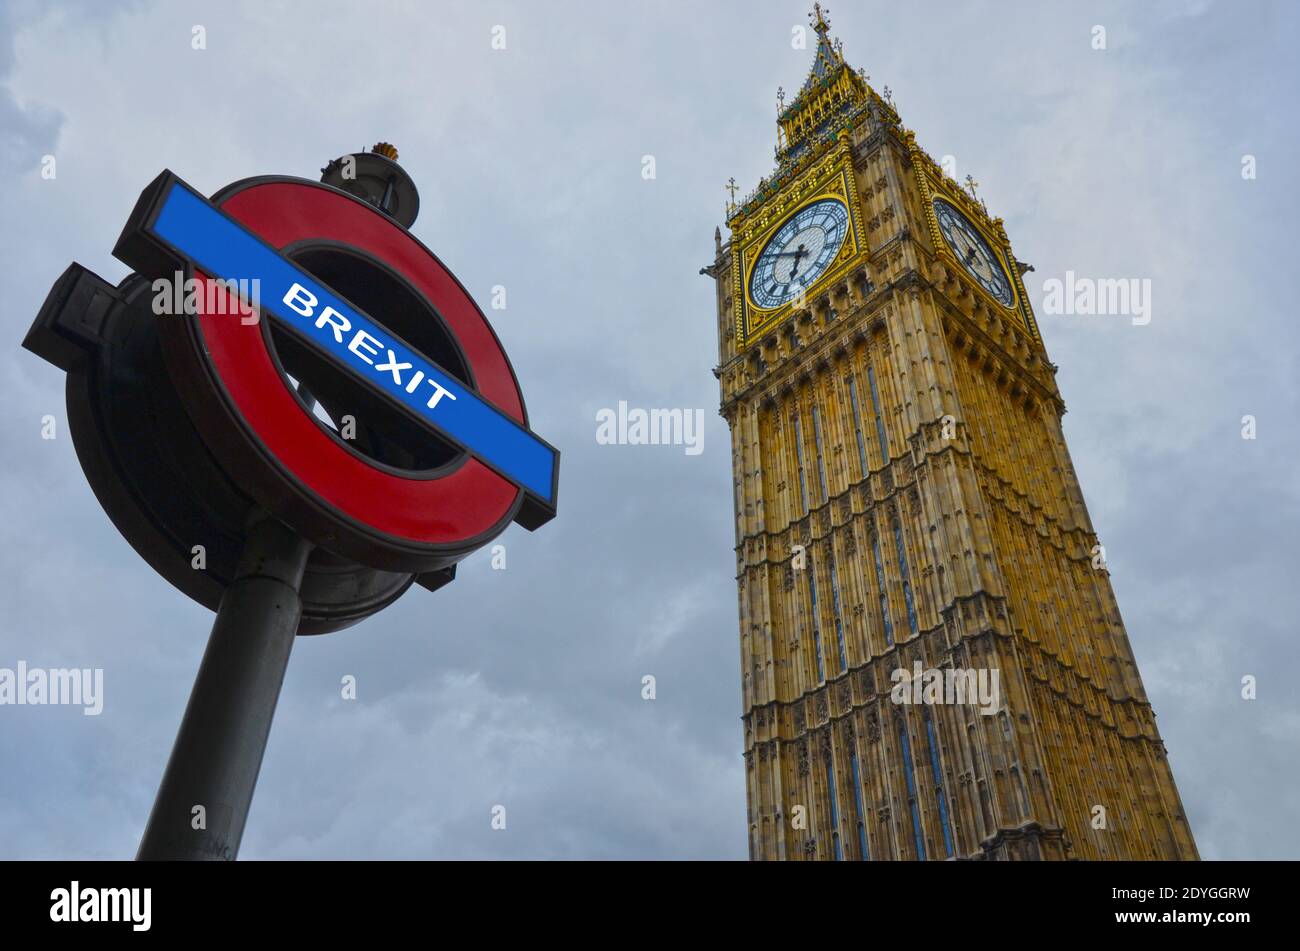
[810,2,831,34]
[766,5,869,164]
[729,8,888,222]
[802,3,842,92]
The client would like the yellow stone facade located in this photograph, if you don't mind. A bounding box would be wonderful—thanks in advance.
[705,9,1197,861]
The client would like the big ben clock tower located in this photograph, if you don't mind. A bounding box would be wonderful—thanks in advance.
[704,6,1198,860]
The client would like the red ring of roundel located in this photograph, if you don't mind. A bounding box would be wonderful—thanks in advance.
[195,180,521,545]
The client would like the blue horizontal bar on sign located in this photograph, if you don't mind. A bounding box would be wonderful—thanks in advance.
[149,182,556,506]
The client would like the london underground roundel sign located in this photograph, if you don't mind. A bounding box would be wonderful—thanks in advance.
[113,171,558,574]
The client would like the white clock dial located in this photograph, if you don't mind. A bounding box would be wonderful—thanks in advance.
[749,199,850,309]
[932,197,1014,307]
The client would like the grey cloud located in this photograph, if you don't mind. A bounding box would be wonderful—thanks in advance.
[0,0,1295,860]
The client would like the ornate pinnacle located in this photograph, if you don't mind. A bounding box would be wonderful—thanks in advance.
[810,2,831,34]
[964,174,989,214]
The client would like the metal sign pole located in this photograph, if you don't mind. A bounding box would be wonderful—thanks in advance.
[136,516,313,861]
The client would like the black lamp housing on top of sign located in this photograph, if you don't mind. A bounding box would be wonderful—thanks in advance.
[320,142,420,228]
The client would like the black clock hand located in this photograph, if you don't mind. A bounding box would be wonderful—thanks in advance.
[774,242,809,258]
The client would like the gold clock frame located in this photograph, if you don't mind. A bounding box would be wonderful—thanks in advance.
[731,142,866,346]
[909,146,1041,344]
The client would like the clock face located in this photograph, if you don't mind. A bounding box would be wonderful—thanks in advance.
[748,198,850,309]
[933,198,1014,307]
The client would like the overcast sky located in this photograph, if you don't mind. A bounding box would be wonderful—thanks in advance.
[1,0,1296,860]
